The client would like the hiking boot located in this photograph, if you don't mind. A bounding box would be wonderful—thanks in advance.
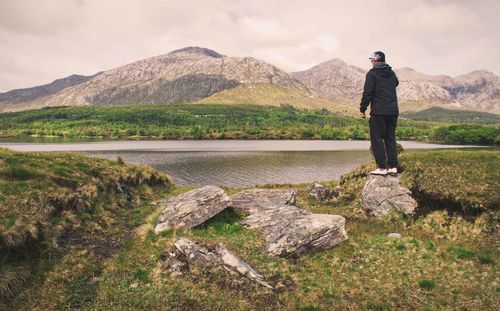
[370,168,388,176]
[387,167,398,176]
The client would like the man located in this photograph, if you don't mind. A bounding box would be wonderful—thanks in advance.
[360,51,399,176]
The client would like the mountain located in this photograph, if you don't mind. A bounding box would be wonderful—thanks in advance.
[291,58,366,102]
[1,47,329,113]
[0,72,102,111]
[293,63,500,114]
[1,46,498,114]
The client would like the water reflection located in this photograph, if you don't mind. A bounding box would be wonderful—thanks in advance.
[84,150,372,188]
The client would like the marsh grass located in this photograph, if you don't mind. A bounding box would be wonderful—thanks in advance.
[0,148,173,303]
[1,149,498,310]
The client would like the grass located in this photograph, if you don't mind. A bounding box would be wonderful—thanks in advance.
[196,83,358,115]
[0,149,499,310]
[0,148,174,306]
[401,107,500,125]
[1,103,497,145]
[400,150,499,214]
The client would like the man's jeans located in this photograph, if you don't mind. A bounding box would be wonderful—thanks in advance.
[369,115,398,169]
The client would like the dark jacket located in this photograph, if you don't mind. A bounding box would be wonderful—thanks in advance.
[360,63,399,115]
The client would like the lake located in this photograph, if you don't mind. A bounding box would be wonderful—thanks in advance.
[0,140,480,188]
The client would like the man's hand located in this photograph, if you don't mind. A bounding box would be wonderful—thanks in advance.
[360,111,366,118]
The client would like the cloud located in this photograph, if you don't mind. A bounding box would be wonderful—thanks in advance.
[0,0,499,92]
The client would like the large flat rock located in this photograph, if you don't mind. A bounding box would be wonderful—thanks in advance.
[155,185,231,233]
[230,188,296,214]
[361,175,417,217]
[230,188,348,258]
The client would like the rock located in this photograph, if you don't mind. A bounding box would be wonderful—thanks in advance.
[308,183,339,201]
[242,206,348,258]
[361,175,417,217]
[155,185,231,233]
[172,237,220,266]
[231,189,348,258]
[164,237,272,289]
[230,188,296,214]
[129,282,138,289]
[116,182,132,202]
[387,233,402,239]
[214,244,272,289]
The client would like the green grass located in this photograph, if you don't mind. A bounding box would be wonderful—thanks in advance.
[400,150,500,214]
[0,148,174,305]
[2,103,493,144]
[401,107,500,125]
[1,103,498,144]
[418,279,437,290]
[1,149,499,310]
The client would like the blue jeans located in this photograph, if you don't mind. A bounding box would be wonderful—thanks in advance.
[369,115,398,169]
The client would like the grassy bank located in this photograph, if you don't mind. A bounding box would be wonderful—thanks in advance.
[0,104,497,145]
[0,148,174,307]
[1,148,498,310]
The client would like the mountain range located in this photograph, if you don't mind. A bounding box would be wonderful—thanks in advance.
[0,46,498,115]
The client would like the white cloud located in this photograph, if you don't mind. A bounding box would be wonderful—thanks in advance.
[0,0,499,92]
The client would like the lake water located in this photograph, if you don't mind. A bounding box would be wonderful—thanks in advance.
[0,140,480,188]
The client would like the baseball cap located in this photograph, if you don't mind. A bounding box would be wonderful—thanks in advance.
[369,51,385,62]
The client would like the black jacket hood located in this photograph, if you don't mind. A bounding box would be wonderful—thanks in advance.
[372,62,394,78]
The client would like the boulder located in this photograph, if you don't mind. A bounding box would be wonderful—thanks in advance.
[361,175,417,217]
[308,183,340,201]
[230,188,296,214]
[164,237,272,289]
[231,189,348,258]
[155,185,231,233]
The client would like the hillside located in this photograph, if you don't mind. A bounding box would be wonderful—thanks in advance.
[0,104,498,145]
[290,58,366,102]
[1,46,499,115]
[401,107,500,124]
[293,62,500,114]
[0,73,102,111]
[196,83,357,115]
[1,149,498,310]
[0,148,174,306]
[0,47,318,113]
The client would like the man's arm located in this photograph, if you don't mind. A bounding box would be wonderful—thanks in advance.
[394,73,399,87]
[360,71,375,113]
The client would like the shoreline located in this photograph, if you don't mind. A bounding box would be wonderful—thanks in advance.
[0,139,485,152]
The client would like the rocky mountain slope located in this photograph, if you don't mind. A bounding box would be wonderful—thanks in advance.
[291,59,366,102]
[293,61,500,113]
[1,46,498,114]
[0,72,102,111]
[0,47,313,112]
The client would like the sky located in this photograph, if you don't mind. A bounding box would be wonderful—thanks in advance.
[0,0,499,92]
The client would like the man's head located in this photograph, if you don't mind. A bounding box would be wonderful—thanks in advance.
[369,51,385,66]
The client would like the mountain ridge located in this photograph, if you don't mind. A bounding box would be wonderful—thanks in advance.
[293,60,500,113]
[1,46,498,114]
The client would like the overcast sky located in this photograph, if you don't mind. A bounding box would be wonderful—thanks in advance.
[0,0,499,92]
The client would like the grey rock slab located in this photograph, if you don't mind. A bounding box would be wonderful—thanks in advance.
[214,243,272,289]
[155,185,231,233]
[230,188,296,214]
[242,205,348,258]
[164,237,272,289]
[361,175,417,217]
[231,188,348,258]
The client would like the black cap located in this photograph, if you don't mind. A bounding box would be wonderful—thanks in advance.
[369,51,385,62]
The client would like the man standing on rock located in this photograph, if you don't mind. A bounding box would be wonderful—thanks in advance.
[360,51,399,176]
